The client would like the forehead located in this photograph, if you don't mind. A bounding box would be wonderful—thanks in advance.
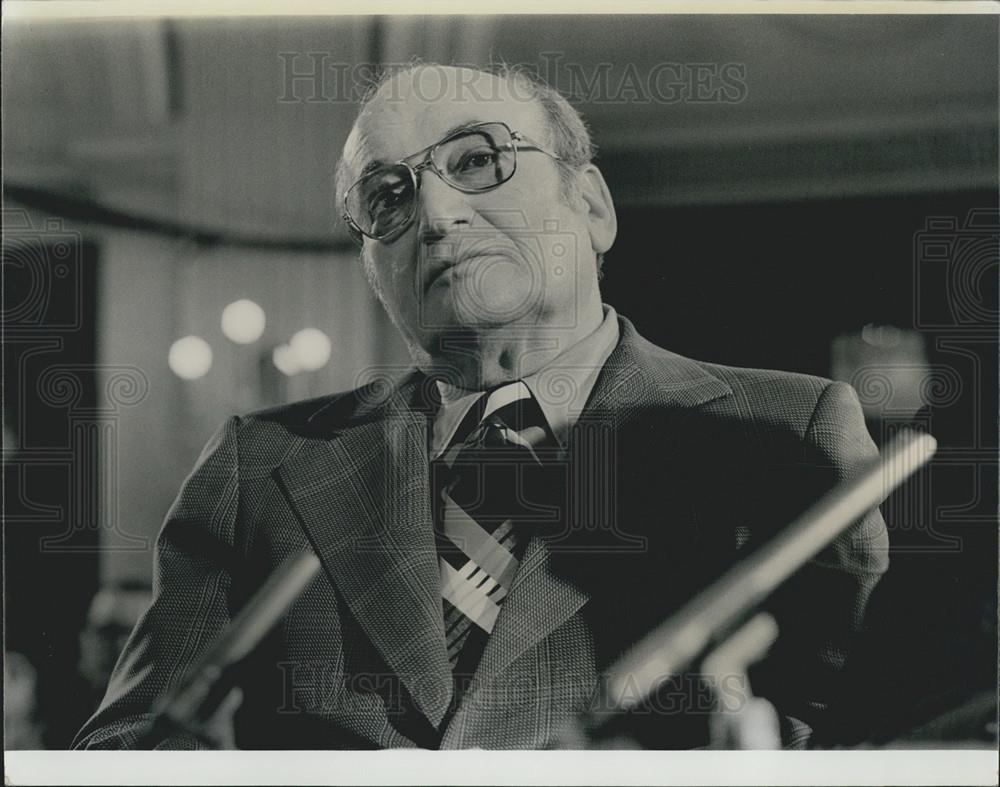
[347,67,548,171]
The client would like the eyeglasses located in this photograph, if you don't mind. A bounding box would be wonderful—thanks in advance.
[342,121,561,243]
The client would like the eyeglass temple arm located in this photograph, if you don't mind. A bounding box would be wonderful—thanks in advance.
[508,131,562,161]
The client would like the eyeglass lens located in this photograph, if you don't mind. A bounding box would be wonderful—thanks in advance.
[347,123,515,239]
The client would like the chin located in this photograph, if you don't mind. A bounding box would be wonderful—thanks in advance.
[449,271,541,327]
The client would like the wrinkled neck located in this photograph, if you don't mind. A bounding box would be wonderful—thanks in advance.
[421,304,604,393]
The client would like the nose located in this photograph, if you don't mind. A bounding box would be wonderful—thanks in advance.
[415,171,473,244]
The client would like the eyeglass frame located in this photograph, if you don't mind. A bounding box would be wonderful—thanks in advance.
[341,121,563,244]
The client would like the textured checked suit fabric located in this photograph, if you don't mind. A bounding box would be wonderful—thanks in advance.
[433,381,555,678]
[72,316,890,750]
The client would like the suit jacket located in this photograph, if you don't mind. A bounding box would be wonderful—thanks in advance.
[73,316,889,750]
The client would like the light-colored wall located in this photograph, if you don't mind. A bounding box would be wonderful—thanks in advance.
[97,231,409,586]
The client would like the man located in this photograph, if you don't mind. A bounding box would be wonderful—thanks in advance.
[74,63,889,750]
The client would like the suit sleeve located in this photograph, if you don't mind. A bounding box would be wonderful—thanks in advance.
[756,381,890,748]
[72,417,243,749]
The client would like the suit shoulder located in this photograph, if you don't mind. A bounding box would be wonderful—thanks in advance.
[244,390,355,425]
[619,320,833,425]
[699,361,831,402]
[691,358,836,436]
[237,380,390,438]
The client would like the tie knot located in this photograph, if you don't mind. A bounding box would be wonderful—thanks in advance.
[470,382,548,447]
[444,381,551,465]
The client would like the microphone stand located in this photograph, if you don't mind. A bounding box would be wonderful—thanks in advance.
[558,429,937,748]
[136,549,321,748]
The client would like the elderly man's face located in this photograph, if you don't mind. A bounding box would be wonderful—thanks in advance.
[345,67,607,354]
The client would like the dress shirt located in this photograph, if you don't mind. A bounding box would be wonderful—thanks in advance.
[431,304,621,458]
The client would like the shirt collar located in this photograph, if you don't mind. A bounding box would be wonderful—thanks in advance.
[430,304,621,459]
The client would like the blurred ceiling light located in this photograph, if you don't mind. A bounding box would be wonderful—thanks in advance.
[861,323,904,349]
[221,298,266,344]
[272,343,301,377]
[290,328,331,372]
[168,336,213,380]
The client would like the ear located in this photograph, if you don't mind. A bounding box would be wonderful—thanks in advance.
[572,164,618,255]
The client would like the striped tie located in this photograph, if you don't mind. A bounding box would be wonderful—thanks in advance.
[433,380,553,677]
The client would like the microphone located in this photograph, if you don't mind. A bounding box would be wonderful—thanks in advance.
[138,549,322,747]
[563,429,937,742]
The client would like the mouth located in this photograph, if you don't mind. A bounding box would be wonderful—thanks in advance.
[422,234,523,293]
[424,253,487,290]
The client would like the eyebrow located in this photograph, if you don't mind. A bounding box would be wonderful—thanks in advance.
[357,119,489,179]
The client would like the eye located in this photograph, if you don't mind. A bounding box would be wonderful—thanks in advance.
[456,148,499,172]
[368,183,409,220]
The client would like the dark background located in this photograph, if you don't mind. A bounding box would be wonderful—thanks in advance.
[604,190,999,743]
[3,237,101,747]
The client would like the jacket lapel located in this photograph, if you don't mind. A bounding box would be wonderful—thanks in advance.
[276,377,454,728]
[460,317,733,706]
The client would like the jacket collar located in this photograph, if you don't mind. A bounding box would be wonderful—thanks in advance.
[587,315,733,414]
